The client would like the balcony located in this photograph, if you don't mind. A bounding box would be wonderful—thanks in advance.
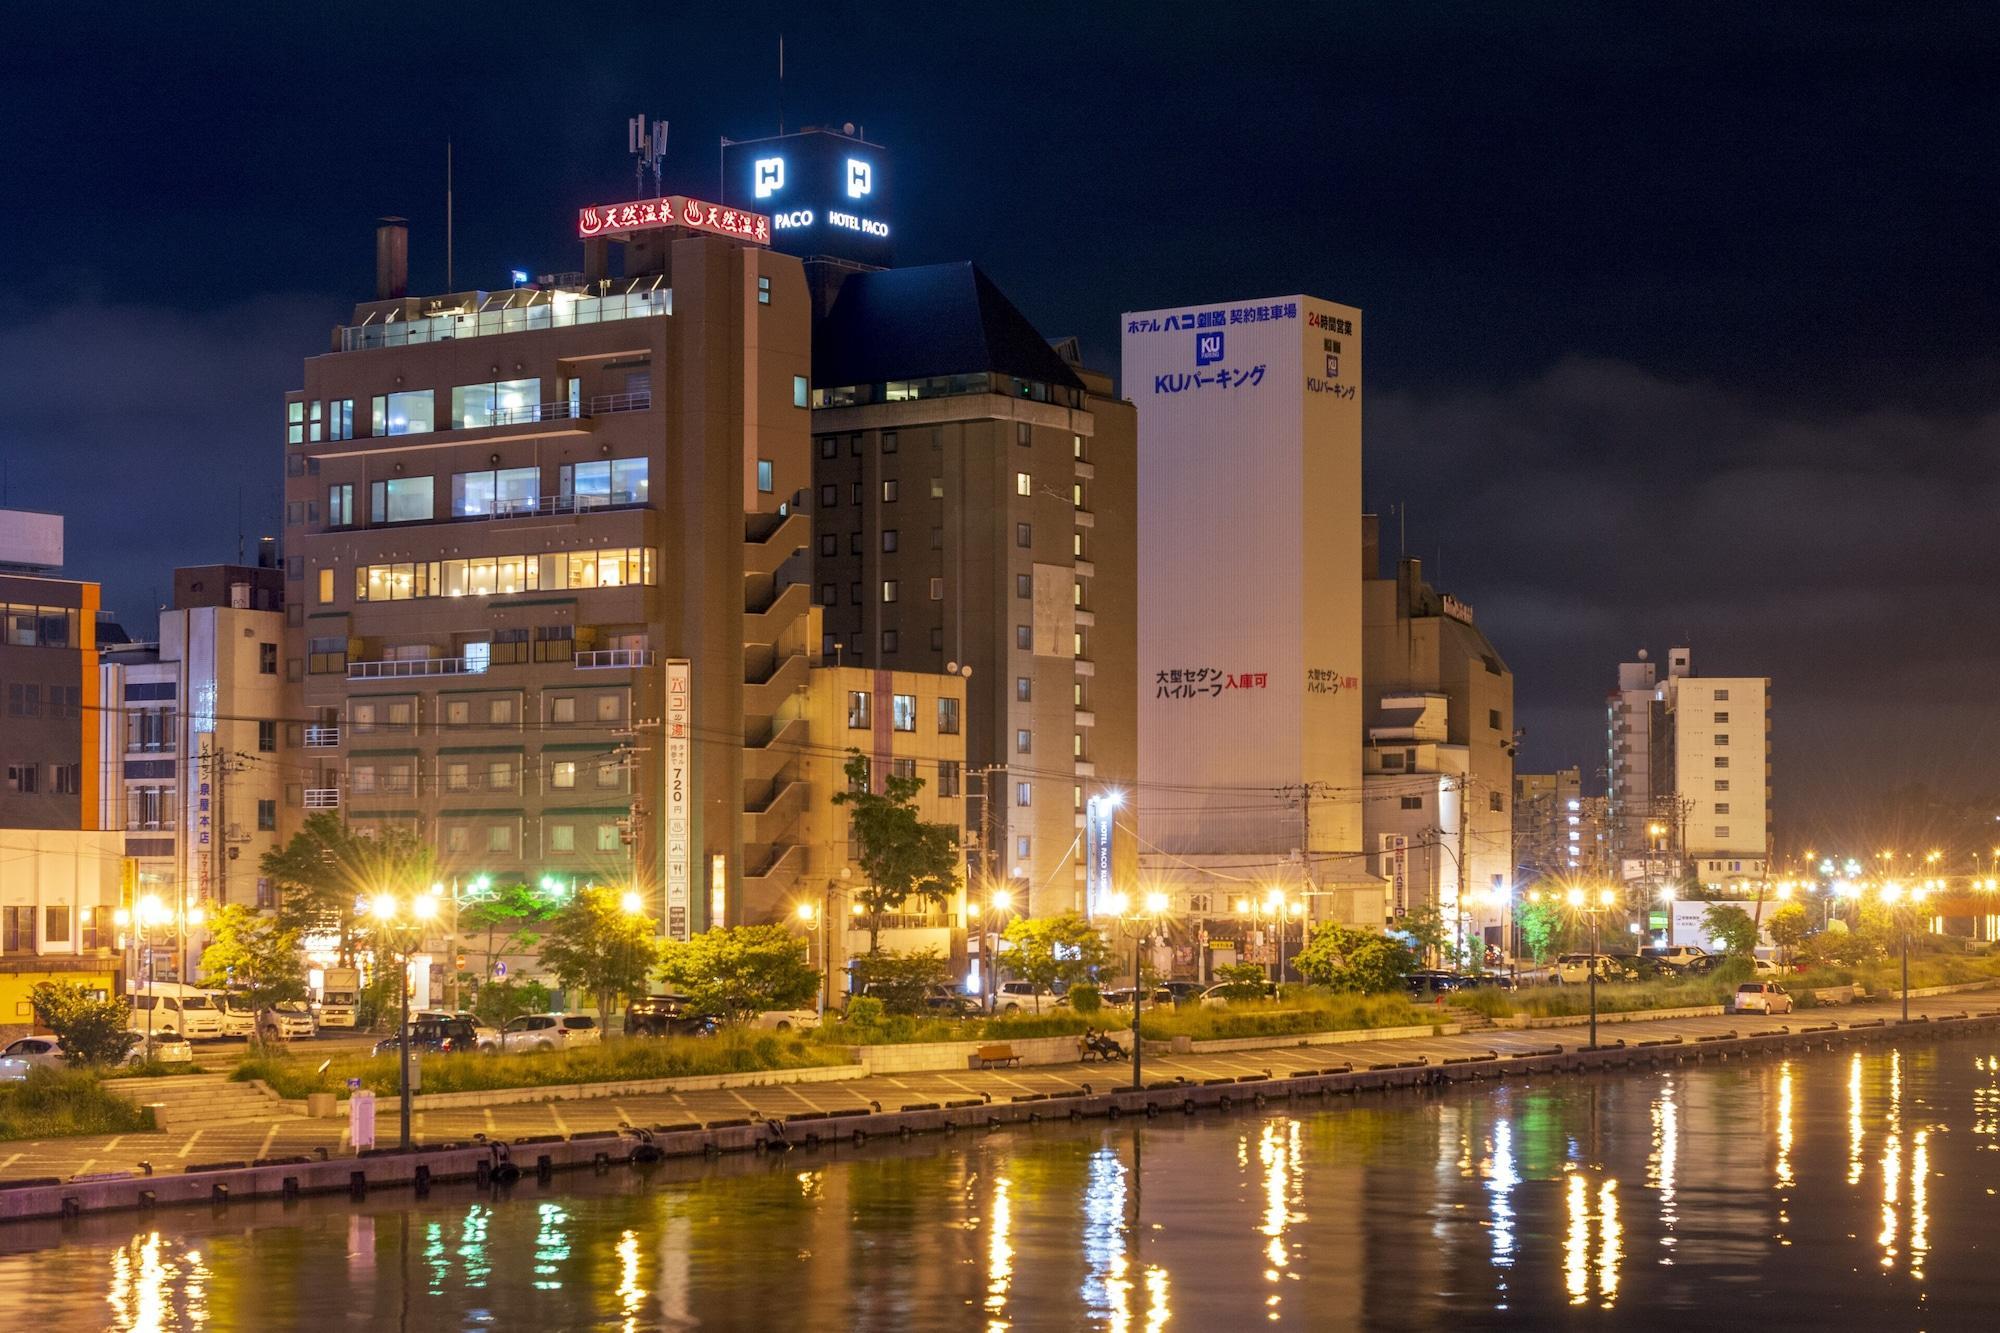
[304,725,342,748]
[1074,507,1095,528]
[304,788,341,810]
[1074,608,1095,628]
[443,489,651,525]
[575,648,655,670]
[487,389,652,426]
[1074,657,1095,678]
[338,282,671,352]
[1074,709,1096,728]
[1074,459,1096,480]
[348,657,473,680]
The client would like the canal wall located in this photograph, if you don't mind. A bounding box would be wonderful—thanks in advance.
[6,1007,1996,1227]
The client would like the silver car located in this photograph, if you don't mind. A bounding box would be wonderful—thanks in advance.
[500,1013,602,1053]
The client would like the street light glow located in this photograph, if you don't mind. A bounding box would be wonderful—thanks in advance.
[371,894,398,921]
[992,888,1013,911]
[413,894,439,921]
[1565,888,1585,908]
[621,891,645,916]
[1105,891,1131,915]
[1144,891,1170,914]
[795,901,816,922]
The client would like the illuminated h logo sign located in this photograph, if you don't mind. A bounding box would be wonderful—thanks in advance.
[846,158,872,198]
[754,157,785,198]
[1195,332,1224,366]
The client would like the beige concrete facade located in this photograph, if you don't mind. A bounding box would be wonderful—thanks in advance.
[280,226,813,935]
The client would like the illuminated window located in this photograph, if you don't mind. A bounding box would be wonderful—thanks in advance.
[369,477,434,524]
[893,695,916,731]
[757,276,772,306]
[757,459,774,492]
[370,390,435,436]
[846,691,871,728]
[1016,472,1032,496]
[793,375,809,408]
[450,378,540,429]
[937,698,959,734]
[549,824,575,853]
[316,568,334,605]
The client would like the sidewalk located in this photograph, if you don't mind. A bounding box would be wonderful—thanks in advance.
[0,991,1985,1188]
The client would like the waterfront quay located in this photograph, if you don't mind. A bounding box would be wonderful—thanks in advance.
[0,991,1988,1225]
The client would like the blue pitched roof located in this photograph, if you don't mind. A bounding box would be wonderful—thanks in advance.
[813,262,1084,391]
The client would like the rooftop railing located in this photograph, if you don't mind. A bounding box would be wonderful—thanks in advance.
[339,285,671,352]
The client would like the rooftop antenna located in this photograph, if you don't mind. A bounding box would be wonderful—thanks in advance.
[445,139,454,291]
[777,34,785,134]
[628,116,667,197]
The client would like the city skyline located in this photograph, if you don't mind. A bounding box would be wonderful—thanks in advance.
[4,3,1998,830]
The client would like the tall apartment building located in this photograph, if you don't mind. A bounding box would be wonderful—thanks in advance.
[1606,646,1771,893]
[282,201,814,939]
[1125,296,1380,932]
[1360,544,1515,953]
[808,263,1137,915]
[97,564,289,977]
[1513,767,1582,883]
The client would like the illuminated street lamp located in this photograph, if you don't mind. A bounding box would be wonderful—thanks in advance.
[1104,891,1170,1091]
[372,890,439,1150]
[1566,886,1617,1050]
[1879,882,1930,1023]
[969,888,1015,1014]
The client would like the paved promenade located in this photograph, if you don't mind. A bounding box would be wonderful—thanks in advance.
[1,992,1989,1187]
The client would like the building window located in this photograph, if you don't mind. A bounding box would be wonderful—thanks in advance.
[1016,677,1032,702]
[327,484,354,527]
[257,798,277,831]
[820,534,837,557]
[930,627,943,650]
[819,437,837,459]
[881,431,899,454]
[891,757,917,782]
[892,694,916,731]
[881,629,899,653]
[488,825,513,853]
[1015,836,1032,860]
[449,379,541,429]
[1713,734,1730,746]
[1016,422,1031,446]
[1016,522,1032,548]
[1714,688,1730,702]
[757,275,772,305]
[929,577,944,600]
[1713,756,1729,769]
[1489,791,1503,812]
[42,905,69,945]
[1016,729,1032,754]
[287,400,303,444]
[451,466,541,517]
[1714,803,1731,815]
[1380,753,1405,770]
[882,580,899,603]
[307,636,346,674]
[1016,782,1031,807]
[849,532,863,554]
[317,568,334,604]
[1016,625,1032,650]
[1713,712,1729,724]
[820,583,837,606]
[370,389,436,436]
[327,398,355,441]
[1487,708,1500,729]
[49,763,80,795]
[1016,472,1032,496]
[551,696,576,723]
[549,824,576,853]
[938,760,961,798]
[258,720,277,752]
[1714,779,1730,791]
[259,642,278,675]
[551,761,577,789]
[793,375,809,408]
[369,476,435,524]
[597,824,621,851]
[446,827,469,852]
[819,484,837,508]
[882,479,899,502]
[882,529,899,553]
[848,757,871,792]
[937,697,960,734]
[1399,795,1423,810]
[1715,826,1731,840]
[847,691,871,728]
[757,459,774,493]
[1016,573,1032,599]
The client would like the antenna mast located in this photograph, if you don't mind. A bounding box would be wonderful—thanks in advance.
[628,115,668,197]
[445,139,454,291]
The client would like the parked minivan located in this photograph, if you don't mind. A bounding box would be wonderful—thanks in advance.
[128,987,225,1039]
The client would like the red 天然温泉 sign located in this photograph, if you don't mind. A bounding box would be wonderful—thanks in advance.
[578,196,770,246]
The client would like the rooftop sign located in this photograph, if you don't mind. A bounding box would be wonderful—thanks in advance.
[578,195,769,245]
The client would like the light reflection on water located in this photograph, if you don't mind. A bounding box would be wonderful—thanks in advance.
[19,1042,2000,1329]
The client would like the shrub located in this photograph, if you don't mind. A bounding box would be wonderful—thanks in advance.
[1068,983,1103,1014]
[849,949,950,1015]
[0,1067,154,1139]
[843,995,886,1027]
[1209,963,1269,1001]
[28,981,138,1067]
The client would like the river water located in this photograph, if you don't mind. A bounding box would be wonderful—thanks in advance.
[3,1040,1996,1329]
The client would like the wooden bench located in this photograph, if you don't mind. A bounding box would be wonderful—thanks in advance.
[973,1043,1022,1069]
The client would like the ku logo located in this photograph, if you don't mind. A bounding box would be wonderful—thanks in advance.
[1325,354,1339,379]
[1195,331,1225,366]
[846,158,872,198]
[754,157,785,198]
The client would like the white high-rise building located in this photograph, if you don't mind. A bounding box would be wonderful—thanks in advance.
[1122,296,1381,934]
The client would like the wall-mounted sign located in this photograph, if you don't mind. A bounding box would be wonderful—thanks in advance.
[664,659,692,940]
[720,131,894,267]
[1085,797,1115,919]
[1441,594,1475,624]
[578,196,769,246]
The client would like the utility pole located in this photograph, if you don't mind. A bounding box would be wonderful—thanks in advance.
[1455,774,1471,968]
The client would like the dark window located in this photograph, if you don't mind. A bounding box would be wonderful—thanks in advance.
[819,534,837,557]
[258,720,277,752]
[1487,708,1500,729]
[820,484,837,507]
[1489,791,1504,813]
[1399,795,1423,810]
[257,798,277,831]
[1016,522,1032,548]
[882,529,899,552]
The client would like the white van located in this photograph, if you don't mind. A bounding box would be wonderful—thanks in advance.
[213,993,259,1038]
[128,987,226,1040]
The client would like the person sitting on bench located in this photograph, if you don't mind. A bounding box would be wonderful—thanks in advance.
[1082,1027,1127,1061]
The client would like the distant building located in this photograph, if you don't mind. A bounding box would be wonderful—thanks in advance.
[1513,767,1582,883]
[98,563,289,980]
[1360,544,1515,956]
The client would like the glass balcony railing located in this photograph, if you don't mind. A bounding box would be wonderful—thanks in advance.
[339,284,671,352]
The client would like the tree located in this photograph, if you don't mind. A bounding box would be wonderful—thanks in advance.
[1209,962,1270,1000]
[658,925,820,1024]
[1000,912,1111,1008]
[1295,925,1418,993]
[831,751,961,953]
[1766,903,1812,965]
[537,886,662,1023]
[471,978,552,1028]
[197,904,308,1009]
[261,813,436,966]
[1515,899,1575,963]
[460,881,559,983]
[848,948,951,1015]
[29,982,138,1067]
[1401,903,1458,969]
[1703,903,1760,957]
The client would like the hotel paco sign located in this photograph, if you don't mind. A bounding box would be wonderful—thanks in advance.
[579,195,770,246]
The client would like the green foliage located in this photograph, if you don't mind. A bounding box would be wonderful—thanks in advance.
[818,1009,1091,1046]
[471,978,552,1028]
[1766,903,1812,961]
[1210,962,1269,1000]
[236,1031,846,1100]
[1703,903,1760,957]
[849,948,951,1014]
[0,1067,154,1139]
[28,982,138,1067]
[1294,925,1418,993]
[1515,899,1575,962]
[356,969,402,1032]
[261,813,435,965]
[1001,912,1112,1004]
[1139,992,1425,1042]
[538,886,663,1022]
[842,995,886,1026]
[1401,903,1459,968]
[831,750,961,951]
[197,904,308,1009]
[459,880,558,981]
[658,925,820,1023]
[1068,982,1103,1014]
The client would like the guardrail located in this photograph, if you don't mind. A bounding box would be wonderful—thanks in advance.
[575,649,655,670]
[303,789,340,810]
[303,726,341,748]
[348,658,474,680]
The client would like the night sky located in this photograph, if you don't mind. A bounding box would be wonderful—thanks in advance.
[6,3,1997,842]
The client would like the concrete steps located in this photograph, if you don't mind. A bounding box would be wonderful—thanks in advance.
[108,1073,303,1123]
[1444,1005,1496,1032]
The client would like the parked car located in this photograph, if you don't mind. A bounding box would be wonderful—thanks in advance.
[1644,946,1716,975]
[213,994,259,1039]
[749,1008,820,1032]
[127,990,225,1040]
[1101,986,1173,1009]
[994,981,1064,1013]
[502,1013,602,1052]
[626,995,720,1038]
[1200,980,1277,1007]
[1158,980,1206,1006]
[1751,956,1784,977]
[416,1011,499,1050]
[128,1033,193,1067]
[1732,982,1795,1015]
[1553,954,1639,985]
[1406,969,1466,998]
[0,1036,65,1075]
[921,988,982,1018]
[373,1016,481,1056]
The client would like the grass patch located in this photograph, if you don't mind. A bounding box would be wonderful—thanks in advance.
[0,1068,156,1140]
[234,1032,850,1100]
[1141,993,1427,1041]
[815,1011,1093,1047]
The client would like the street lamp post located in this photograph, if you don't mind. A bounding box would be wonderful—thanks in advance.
[795,902,821,1017]
[1106,891,1169,1091]
[371,890,439,1151]
[1567,886,1616,1050]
